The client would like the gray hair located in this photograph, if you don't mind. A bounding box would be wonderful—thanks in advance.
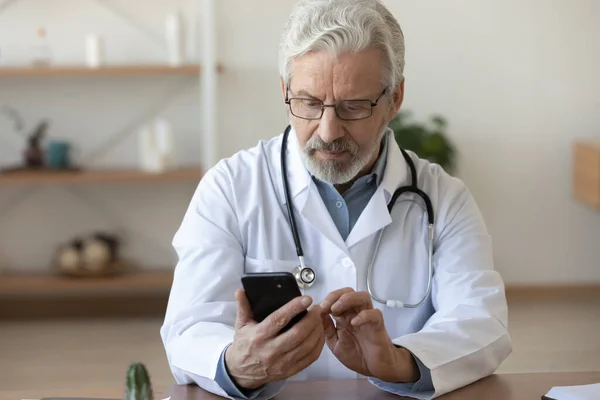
[279,0,405,91]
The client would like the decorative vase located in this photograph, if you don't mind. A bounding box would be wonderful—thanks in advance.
[165,10,185,66]
[86,34,105,68]
[138,118,175,173]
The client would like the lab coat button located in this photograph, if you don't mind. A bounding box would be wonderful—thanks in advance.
[341,258,354,268]
[336,200,343,208]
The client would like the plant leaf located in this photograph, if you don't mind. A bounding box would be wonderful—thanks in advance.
[388,111,456,173]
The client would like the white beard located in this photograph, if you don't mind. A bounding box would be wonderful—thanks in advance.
[299,125,389,185]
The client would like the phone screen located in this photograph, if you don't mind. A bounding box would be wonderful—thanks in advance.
[241,272,307,332]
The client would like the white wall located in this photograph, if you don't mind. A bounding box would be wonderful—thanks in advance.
[1,0,600,285]
[386,0,600,286]
[215,0,600,285]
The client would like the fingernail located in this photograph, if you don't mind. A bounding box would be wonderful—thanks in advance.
[301,297,312,307]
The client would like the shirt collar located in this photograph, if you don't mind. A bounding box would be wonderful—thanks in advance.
[370,131,389,187]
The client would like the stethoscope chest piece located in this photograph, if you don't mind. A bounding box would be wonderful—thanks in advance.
[292,265,316,289]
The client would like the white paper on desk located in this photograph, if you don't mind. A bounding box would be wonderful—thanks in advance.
[545,382,600,400]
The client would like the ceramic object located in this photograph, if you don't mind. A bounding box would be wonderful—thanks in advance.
[45,140,71,169]
[165,10,185,66]
[86,34,105,68]
[138,118,175,173]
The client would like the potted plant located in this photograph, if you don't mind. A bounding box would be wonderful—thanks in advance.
[125,362,154,400]
[389,110,457,174]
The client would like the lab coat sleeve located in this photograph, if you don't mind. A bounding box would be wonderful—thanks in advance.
[159,164,287,400]
[385,180,513,398]
[369,352,434,400]
[214,344,287,400]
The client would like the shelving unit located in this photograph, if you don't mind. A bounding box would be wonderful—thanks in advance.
[0,64,203,78]
[0,167,203,186]
[0,0,220,318]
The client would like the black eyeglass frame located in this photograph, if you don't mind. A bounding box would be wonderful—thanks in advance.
[284,87,389,121]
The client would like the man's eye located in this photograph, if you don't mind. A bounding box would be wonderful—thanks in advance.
[344,103,368,111]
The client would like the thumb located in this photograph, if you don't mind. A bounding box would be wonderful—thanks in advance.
[321,310,337,348]
[235,289,254,329]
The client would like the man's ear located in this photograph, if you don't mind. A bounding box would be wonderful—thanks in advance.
[281,76,293,121]
[389,78,405,120]
[280,77,287,102]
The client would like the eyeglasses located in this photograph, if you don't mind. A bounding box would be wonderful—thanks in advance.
[285,88,388,121]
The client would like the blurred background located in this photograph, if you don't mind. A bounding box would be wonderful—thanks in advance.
[0,0,599,396]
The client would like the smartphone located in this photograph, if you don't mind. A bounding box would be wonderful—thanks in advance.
[241,272,307,333]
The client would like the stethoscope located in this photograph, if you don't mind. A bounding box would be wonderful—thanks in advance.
[281,125,435,309]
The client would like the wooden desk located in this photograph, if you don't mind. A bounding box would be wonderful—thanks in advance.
[168,372,600,400]
[11,372,600,400]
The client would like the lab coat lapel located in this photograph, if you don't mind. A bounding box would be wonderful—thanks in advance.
[301,184,348,251]
[280,127,311,201]
[345,131,409,248]
[345,188,391,248]
[282,128,348,251]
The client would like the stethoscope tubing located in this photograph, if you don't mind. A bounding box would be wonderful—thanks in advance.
[367,223,434,308]
[281,127,305,259]
[280,125,435,308]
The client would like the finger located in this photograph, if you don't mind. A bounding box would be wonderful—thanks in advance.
[287,314,324,361]
[235,289,254,329]
[319,287,355,313]
[330,291,373,316]
[351,308,385,329]
[294,324,327,370]
[321,311,338,352]
[284,321,326,375]
[263,311,324,381]
[257,295,313,338]
[273,305,321,353]
[321,311,336,342]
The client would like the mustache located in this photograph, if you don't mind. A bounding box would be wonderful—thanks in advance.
[305,136,359,154]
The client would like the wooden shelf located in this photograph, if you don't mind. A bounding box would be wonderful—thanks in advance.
[0,270,174,297]
[0,270,175,318]
[0,167,203,186]
[0,64,205,78]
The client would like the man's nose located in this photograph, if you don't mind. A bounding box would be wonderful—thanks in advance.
[318,106,344,143]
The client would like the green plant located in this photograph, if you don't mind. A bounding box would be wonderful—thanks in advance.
[389,110,457,174]
[125,362,153,400]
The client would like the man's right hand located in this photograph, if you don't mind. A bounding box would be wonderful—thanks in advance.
[224,289,325,390]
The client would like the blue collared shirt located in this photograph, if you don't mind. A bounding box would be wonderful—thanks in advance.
[214,133,434,399]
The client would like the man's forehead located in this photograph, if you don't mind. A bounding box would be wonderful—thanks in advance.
[289,49,384,96]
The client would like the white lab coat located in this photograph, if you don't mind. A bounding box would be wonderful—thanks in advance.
[160,128,512,399]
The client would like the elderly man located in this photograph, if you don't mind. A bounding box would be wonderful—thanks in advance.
[160,0,512,399]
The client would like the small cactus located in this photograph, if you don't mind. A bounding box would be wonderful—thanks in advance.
[125,362,153,400]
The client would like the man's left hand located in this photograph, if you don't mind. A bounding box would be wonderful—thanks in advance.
[320,288,420,383]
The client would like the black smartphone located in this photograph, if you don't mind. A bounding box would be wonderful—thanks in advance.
[241,272,307,333]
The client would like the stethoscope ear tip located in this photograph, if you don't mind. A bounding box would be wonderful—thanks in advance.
[386,300,405,308]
